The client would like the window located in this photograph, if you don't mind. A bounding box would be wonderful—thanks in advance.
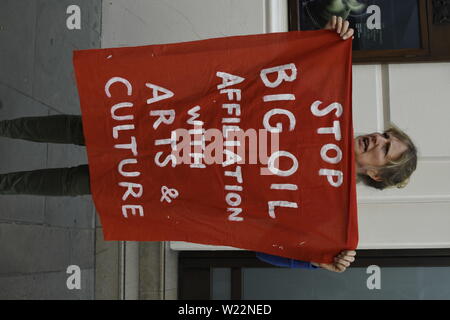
[288,0,450,63]
[178,249,450,299]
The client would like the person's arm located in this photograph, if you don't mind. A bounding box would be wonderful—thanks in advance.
[255,252,318,269]
[256,250,357,273]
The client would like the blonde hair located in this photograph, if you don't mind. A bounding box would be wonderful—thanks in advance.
[358,125,418,190]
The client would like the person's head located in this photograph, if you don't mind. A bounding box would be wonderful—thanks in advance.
[354,125,417,190]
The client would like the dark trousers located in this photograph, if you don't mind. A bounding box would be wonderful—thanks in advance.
[0,115,91,196]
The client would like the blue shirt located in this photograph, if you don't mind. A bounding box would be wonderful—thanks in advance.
[255,252,319,269]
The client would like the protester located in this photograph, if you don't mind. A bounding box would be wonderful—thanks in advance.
[0,16,417,273]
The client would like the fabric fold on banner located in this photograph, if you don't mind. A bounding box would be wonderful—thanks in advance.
[73,30,358,264]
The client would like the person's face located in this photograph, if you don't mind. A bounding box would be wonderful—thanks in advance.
[354,132,408,180]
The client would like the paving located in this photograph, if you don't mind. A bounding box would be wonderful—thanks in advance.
[0,0,101,299]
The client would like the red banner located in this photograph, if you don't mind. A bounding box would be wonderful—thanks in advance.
[73,30,358,264]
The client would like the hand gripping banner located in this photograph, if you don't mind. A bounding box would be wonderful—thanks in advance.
[73,30,358,264]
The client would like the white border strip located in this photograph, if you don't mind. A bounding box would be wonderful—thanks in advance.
[171,242,242,251]
[358,195,450,204]
[358,243,450,249]
[265,0,288,33]
[379,64,388,131]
